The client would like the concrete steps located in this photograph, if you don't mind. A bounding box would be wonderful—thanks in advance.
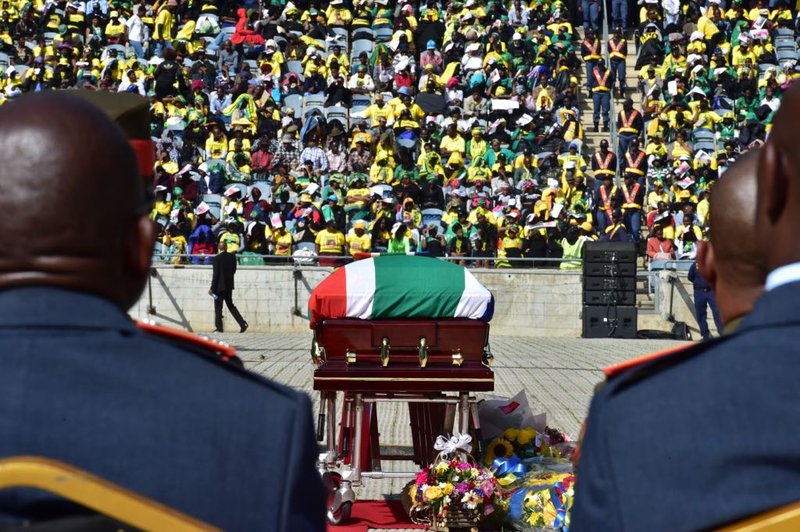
[577,36,642,162]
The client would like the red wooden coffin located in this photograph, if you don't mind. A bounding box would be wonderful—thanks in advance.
[313,319,494,393]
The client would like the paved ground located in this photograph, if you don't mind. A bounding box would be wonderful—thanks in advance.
[217,331,684,528]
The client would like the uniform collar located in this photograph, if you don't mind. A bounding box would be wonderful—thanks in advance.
[739,280,800,332]
[0,287,137,331]
[765,262,800,292]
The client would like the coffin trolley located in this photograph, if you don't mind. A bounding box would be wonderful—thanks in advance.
[308,255,495,524]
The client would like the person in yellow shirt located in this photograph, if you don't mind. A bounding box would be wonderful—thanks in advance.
[731,39,758,67]
[350,122,373,149]
[150,186,173,221]
[647,180,670,211]
[696,11,721,41]
[645,135,668,160]
[439,123,465,157]
[326,0,352,26]
[467,198,496,225]
[692,99,723,131]
[270,223,294,258]
[205,125,228,159]
[105,10,126,44]
[771,3,792,23]
[746,4,768,22]
[671,130,694,160]
[153,0,176,55]
[369,152,395,184]
[316,219,346,266]
[696,189,710,227]
[346,220,372,255]
[659,47,686,77]
[360,93,391,126]
[227,128,251,152]
[558,142,587,175]
[466,128,487,163]
[162,224,188,265]
[326,45,350,71]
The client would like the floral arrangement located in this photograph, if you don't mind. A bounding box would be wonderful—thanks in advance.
[485,426,571,466]
[508,471,575,531]
[410,433,506,528]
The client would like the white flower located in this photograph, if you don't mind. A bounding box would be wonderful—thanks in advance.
[461,491,481,510]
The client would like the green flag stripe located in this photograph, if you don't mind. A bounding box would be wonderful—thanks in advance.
[372,255,465,319]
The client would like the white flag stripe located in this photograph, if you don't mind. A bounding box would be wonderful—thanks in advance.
[455,269,491,319]
[345,258,375,319]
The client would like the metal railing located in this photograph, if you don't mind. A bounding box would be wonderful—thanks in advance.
[150,253,581,268]
[601,1,620,183]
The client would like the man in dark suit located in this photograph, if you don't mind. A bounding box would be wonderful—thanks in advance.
[572,84,800,530]
[688,260,722,340]
[0,92,325,531]
[210,241,249,333]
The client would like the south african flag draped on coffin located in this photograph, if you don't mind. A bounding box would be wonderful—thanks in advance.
[308,255,494,328]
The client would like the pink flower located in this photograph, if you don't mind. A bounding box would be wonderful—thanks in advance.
[416,471,431,486]
[457,462,472,471]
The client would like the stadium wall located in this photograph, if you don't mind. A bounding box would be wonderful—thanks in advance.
[130,266,585,337]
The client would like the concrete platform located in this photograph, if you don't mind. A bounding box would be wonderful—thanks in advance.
[220,332,685,530]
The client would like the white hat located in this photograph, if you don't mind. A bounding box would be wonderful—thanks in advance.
[687,86,706,98]
[687,54,702,65]
[690,31,704,42]
[512,32,523,41]
[195,202,210,215]
[224,185,240,197]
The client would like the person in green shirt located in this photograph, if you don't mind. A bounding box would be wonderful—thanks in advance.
[387,222,414,253]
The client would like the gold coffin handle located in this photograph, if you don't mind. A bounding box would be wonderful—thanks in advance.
[380,337,390,367]
[452,349,464,367]
[345,349,357,365]
[419,337,428,368]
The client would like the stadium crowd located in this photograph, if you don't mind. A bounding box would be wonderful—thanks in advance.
[2,0,795,267]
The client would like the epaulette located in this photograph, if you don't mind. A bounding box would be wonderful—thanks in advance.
[603,343,695,380]
[136,320,241,365]
[607,335,731,395]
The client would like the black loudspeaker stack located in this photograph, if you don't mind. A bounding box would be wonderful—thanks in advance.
[582,241,638,339]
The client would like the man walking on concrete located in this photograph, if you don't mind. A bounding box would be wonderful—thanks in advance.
[688,260,722,340]
[210,241,249,333]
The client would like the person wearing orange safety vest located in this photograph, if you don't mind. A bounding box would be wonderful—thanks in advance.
[622,138,648,185]
[581,28,603,90]
[616,98,644,163]
[593,172,619,234]
[591,137,617,176]
[591,62,611,132]
[620,170,645,245]
[607,26,627,97]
